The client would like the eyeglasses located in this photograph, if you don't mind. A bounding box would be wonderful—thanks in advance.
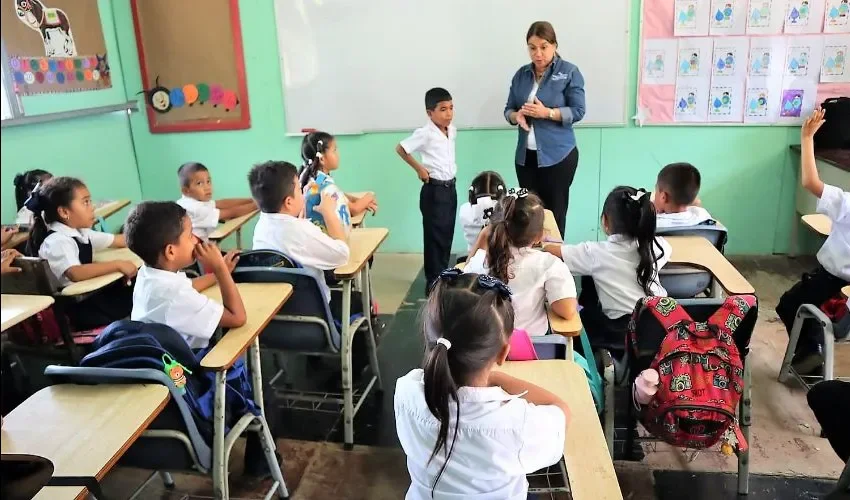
[429,268,512,299]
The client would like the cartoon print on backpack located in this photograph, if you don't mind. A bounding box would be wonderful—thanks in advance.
[659,360,674,375]
[655,296,677,316]
[713,373,730,389]
[670,373,693,392]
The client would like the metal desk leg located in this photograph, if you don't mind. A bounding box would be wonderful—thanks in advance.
[236,228,242,250]
[341,279,355,450]
[566,338,574,362]
[248,339,289,498]
[361,266,382,391]
[212,370,228,499]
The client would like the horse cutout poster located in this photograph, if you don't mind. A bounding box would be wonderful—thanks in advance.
[130,0,250,133]
[2,0,111,95]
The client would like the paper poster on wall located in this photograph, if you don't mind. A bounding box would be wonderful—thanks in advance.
[708,81,746,121]
[643,39,678,84]
[675,0,712,36]
[710,0,749,34]
[824,0,850,32]
[0,0,111,95]
[748,36,787,77]
[784,35,825,82]
[678,37,714,78]
[712,37,751,78]
[784,0,827,33]
[747,0,789,33]
[820,34,850,81]
[674,81,711,121]
[777,81,818,122]
[744,77,784,122]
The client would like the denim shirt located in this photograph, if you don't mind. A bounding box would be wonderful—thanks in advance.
[504,56,586,167]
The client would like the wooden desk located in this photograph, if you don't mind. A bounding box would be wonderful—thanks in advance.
[60,247,142,297]
[801,214,831,237]
[1,384,169,500]
[92,247,143,268]
[209,209,259,249]
[200,283,293,370]
[547,309,582,359]
[842,286,849,299]
[667,236,755,295]
[543,209,563,243]
[94,200,131,220]
[335,228,388,279]
[348,192,374,227]
[495,360,622,500]
[1,294,54,331]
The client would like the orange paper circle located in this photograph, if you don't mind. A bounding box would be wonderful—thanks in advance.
[84,69,93,81]
[38,59,48,71]
[64,59,74,71]
[182,84,199,104]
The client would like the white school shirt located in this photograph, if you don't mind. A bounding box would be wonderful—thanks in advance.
[399,121,457,181]
[131,265,224,349]
[394,369,565,500]
[176,195,220,241]
[465,247,577,336]
[39,222,115,287]
[525,80,540,151]
[816,183,850,281]
[458,198,499,251]
[252,212,350,302]
[656,206,714,229]
[561,235,672,319]
[15,207,34,226]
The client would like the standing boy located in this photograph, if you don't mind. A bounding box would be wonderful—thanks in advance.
[395,88,458,294]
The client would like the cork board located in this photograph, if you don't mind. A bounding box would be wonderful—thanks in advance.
[1,0,111,95]
[130,0,250,133]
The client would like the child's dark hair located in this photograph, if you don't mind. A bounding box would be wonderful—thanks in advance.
[425,87,452,111]
[486,191,544,283]
[125,202,188,267]
[298,131,334,189]
[248,161,298,213]
[177,162,209,188]
[14,169,51,210]
[468,171,506,205]
[602,186,663,295]
[24,176,86,257]
[422,272,514,494]
[656,162,701,206]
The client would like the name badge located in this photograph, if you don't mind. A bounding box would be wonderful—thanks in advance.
[551,72,569,81]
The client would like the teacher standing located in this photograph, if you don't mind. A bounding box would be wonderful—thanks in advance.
[504,21,586,238]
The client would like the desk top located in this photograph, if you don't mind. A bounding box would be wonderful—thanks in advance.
[1,384,169,483]
[543,209,563,243]
[32,486,87,500]
[1,294,55,332]
[92,247,144,268]
[667,236,755,295]
[200,282,293,370]
[348,192,373,227]
[60,247,142,297]
[335,227,388,279]
[94,200,131,220]
[842,286,849,299]
[495,360,622,500]
[801,213,832,237]
[789,145,850,173]
[209,210,259,242]
[547,308,582,336]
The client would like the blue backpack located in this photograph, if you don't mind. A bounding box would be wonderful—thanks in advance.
[80,320,259,442]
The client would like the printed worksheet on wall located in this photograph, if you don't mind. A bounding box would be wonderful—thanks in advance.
[823,0,850,33]
[779,35,824,122]
[643,38,679,84]
[820,34,850,82]
[675,37,713,121]
[675,0,712,36]
[710,0,749,34]
[709,37,750,121]
[784,0,827,34]
[746,0,789,34]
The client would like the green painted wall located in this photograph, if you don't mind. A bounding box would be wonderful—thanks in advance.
[0,0,141,225]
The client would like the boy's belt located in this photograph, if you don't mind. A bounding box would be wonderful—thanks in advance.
[427,178,456,187]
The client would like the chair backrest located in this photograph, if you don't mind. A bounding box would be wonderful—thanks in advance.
[0,257,60,296]
[656,224,728,253]
[235,249,299,269]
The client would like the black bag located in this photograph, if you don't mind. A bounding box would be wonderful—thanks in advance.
[814,97,850,149]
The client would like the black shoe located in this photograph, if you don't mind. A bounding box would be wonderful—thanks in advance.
[243,451,281,479]
[791,346,824,375]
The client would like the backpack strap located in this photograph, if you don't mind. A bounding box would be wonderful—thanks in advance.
[707,295,756,339]
[644,297,693,332]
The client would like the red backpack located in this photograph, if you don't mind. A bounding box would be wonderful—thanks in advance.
[628,296,755,451]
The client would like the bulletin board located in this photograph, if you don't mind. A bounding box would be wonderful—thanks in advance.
[1,0,111,96]
[637,0,849,125]
[130,0,250,133]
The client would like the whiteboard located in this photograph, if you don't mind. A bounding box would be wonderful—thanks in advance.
[274,0,630,134]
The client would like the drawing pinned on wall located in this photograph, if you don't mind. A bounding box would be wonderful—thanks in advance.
[709,86,734,115]
[710,0,748,34]
[785,0,827,33]
[821,36,850,81]
[745,87,770,116]
[679,48,702,76]
[747,0,786,33]
[824,0,850,32]
[749,0,773,26]
[713,47,738,75]
[750,48,773,75]
[786,45,813,75]
[676,87,700,115]
[714,1,736,27]
[646,51,667,78]
[675,0,711,36]
[674,79,710,121]
[14,0,76,57]
[780,88,805,115]
[787,1,812,25]
[642,39,678,84]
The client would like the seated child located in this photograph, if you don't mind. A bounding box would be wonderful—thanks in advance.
[653,162,713,228]
[25,177,136,330]
[458,170,506,252]
[125,201,278,476]
[176,162,257,240]
[776,109,849,375]
[13,169,52,227]
[464,189,578,336]
[546,186,671,351]
[394,271,569,499]
[299,131,378,234]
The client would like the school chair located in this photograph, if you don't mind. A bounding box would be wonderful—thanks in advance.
[232,250,383,450]
[778,305,850,389]
[619,296,757,496]
[657,224,728,298]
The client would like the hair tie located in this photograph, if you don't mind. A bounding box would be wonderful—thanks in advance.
[506,187,529,199]
[629,189,648,202]
[436,338,452,350]
[468,186,474,192]
[314,140,324,161]
[497,185,505,192]
[24,182,44,212]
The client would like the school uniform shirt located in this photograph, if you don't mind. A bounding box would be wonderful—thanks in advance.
[656,206,714,229]
[561,235,672,319]
[465,247,576,336]
[252,212,350,302]
[131,265,223,349]
[394,369,565,500]
[15,206,34,226]
[176,195,220,241]
[816,183,850,281]
[303,172,352,236]
[458,198,499,251]
[39,221,115,287]
[399,121,457,181]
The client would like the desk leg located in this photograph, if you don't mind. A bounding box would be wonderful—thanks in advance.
[341,279,355,450]
[566,338,574,362]
[249,338,289,498]
[212,370,228,499]
[236,228,242,250]
[361,265,383,391]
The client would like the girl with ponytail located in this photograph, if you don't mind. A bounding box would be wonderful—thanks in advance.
[464,188,578,337]
[546,185,672,351]
[458,170,506,254]
[394,270,570,499]
[13,169,52,227]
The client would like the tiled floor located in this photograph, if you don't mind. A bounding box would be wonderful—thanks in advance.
[95,254,845,499]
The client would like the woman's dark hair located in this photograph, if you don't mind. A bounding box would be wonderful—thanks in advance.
[25,176,86,257]
[602,186,663,295]
[526,21,558,46]
[422,272,514,495]
[298,131,335,189]
[13,169,52,210]
[486,192,544,283]
[468,171,506,205]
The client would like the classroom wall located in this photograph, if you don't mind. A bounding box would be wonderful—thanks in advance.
[0,0,141,225]
[111,0,803,255]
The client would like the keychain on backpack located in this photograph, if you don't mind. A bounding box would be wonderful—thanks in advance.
[162,354,192,395]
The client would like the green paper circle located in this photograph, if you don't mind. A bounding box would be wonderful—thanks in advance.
[76,70,84,81]
[29,59,39,71]
[74,58,82,69]
[196,83,210,103]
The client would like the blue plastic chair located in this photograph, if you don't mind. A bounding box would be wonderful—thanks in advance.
[657,224,728,298]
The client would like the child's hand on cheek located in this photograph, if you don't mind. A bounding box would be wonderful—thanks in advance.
[195,241,226,272]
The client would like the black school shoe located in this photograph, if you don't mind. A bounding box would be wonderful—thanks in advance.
[791,345,825,376]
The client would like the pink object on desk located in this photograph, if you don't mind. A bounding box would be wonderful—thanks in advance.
[507,329,538,361]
